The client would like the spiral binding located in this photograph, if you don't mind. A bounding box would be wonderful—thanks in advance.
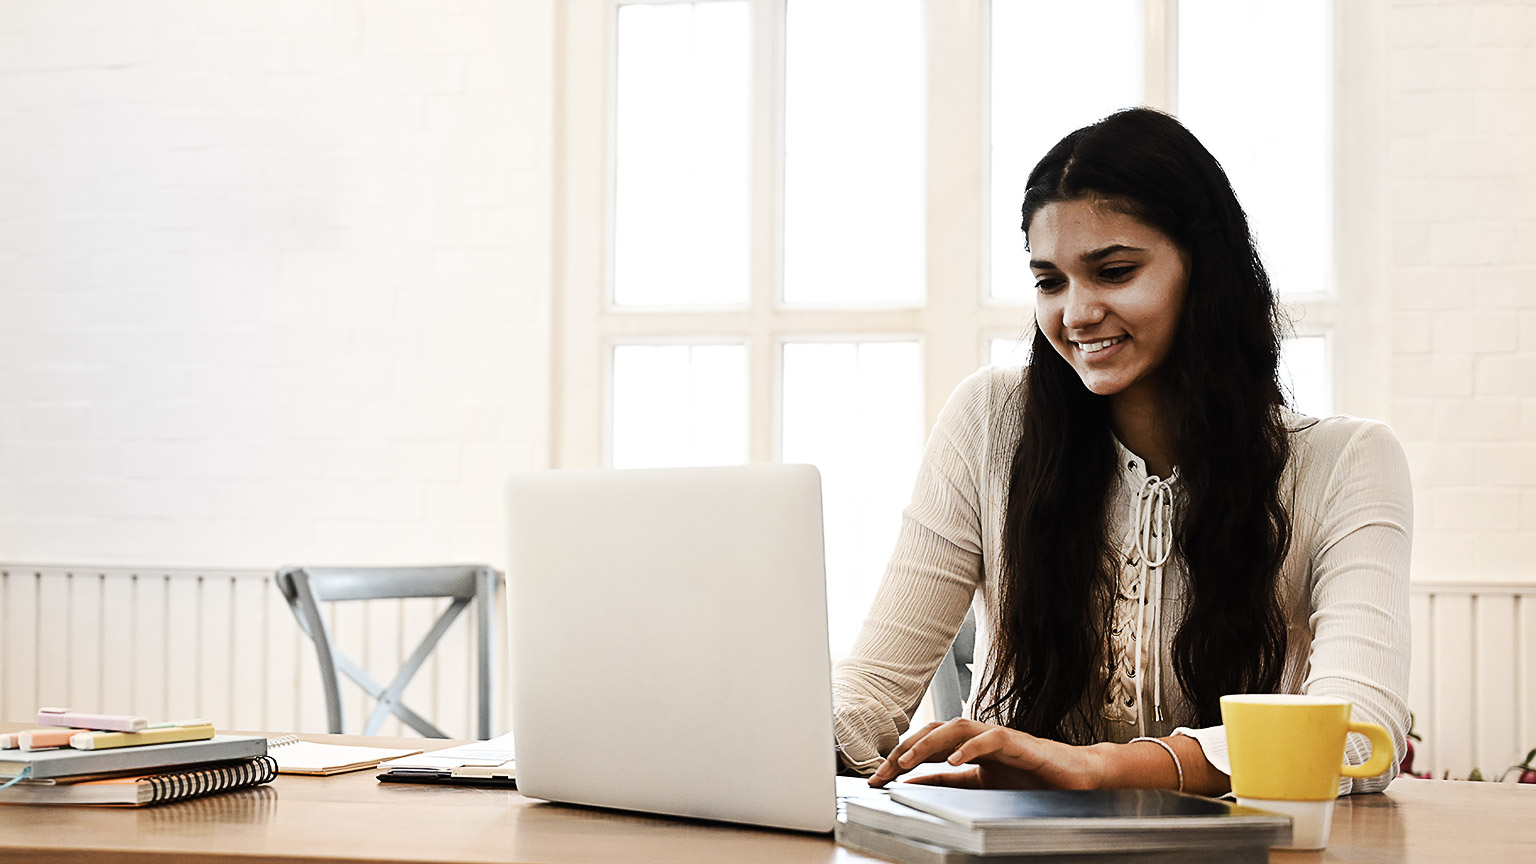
[143,756,278,804]
[143,784,278,826]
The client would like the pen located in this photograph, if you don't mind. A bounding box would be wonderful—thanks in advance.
[20,727,80,751]
[69,720,215,751]
[37,707,149,733]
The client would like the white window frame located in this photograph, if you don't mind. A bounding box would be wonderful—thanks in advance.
[552,0,1371,470]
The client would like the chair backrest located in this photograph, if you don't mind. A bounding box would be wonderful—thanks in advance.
[275,564,500,739]
[929,608,976,722]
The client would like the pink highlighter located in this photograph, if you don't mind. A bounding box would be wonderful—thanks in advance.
[36,707,148,733]
[19,727,79,751]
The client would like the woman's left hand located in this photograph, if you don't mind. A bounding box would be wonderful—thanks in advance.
[867,719,1109,790]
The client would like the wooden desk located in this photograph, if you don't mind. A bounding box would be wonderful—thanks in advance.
[0,730,1530,863]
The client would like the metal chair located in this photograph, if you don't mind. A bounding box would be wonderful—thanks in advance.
[929,608,976,722]
[275,564,500,739]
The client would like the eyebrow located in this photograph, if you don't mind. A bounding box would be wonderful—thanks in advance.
[1029,244,1148,270]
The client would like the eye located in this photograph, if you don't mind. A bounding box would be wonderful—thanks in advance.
[1034,276,1065,294]
[1100,265,1136,282]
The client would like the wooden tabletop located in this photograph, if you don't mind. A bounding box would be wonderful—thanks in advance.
[0,728,1530,863]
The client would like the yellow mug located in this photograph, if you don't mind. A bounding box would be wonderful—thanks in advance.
[1221,694,1394,850]
[1221,694,1393,800]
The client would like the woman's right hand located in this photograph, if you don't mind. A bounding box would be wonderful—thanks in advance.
[866,719,1108,790]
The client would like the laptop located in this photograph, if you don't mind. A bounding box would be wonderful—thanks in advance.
[505,463,837,833]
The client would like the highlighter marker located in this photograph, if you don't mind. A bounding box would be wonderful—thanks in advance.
[19,727,79,751]
[37,708,149,733]
[69,721,215,751]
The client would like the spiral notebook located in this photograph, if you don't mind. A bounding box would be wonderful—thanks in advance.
[266,735,422,776]
[0,756,277,807]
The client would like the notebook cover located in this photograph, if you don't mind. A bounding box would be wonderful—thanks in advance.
[266,738,422,775]
[889,787,1258,826]
[0,734,267,780]
[851,789,1291,855]
[836,818,1273,864]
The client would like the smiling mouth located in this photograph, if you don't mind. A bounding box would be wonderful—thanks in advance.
[1074,335,1129,354]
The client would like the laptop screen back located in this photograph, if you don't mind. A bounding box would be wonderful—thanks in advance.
[505,464,837,832]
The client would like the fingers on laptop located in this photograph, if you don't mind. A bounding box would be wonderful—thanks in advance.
[871,719,1091,790]
[868,721,946,786]
[870,719,994,787]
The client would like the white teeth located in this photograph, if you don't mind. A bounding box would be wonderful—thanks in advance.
[1076,336,1127,354]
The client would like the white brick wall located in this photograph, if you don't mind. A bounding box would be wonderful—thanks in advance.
[1385,0,1536,582]
[0,0,555,568]
[0,0,1531,589]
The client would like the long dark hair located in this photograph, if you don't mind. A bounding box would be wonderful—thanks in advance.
[975,108,1293,743]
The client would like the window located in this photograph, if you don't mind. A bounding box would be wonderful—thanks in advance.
[612,3,751,308]
[1177,0,1336,416]
[988,0,1143,302]
[556,0,1341,661]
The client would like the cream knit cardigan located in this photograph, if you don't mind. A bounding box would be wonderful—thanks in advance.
[832,366,1413,793]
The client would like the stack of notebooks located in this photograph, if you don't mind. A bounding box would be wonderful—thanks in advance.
[837,786,1292,864]
[1,706,429,807]
[1,731,274,807]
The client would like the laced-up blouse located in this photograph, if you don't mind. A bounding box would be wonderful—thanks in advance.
[831,366,1412,793]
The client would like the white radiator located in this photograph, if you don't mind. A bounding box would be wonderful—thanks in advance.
[1408,582,1536,781]
[0,565,496,739]
[3,564,1533,777]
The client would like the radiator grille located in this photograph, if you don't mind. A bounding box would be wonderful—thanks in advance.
[1408,583,1536,780]
[0,565,491,739]
[3,565,1532,776]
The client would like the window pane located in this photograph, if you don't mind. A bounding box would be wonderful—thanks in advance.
[782,341,923,659]
[1281,334,1332,419]
[989,0,1143,301]
[1178,0,1331,297]
[614,2,750,306]
[783,0,924,306]
[611,344,748,467]
[989,333,1033,368]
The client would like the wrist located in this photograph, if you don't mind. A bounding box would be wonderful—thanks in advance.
[1128,736,1184,792]
[1087,741,1132,790]
[1092,738,1183,791]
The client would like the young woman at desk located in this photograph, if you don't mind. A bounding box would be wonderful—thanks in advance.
[835,108,1412,796]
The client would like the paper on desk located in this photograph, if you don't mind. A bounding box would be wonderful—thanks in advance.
[379,732,516,771]
[267,736,424,775]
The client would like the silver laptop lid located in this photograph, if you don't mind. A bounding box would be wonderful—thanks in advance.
[506,464,836,832]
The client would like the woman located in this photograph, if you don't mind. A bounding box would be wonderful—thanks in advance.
[834,108,1411,796]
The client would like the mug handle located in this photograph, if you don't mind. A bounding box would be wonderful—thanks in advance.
[1339,720,1394,778]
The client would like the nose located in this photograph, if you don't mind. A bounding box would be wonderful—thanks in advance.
[1060,284,1105,330]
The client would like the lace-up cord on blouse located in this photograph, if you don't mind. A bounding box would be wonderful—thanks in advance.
[1125,474,1173,736]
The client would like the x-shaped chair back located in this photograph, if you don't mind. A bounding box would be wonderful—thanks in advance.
[276,565,499,739]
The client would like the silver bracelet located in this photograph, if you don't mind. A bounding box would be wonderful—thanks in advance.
[1130,736,1184,793]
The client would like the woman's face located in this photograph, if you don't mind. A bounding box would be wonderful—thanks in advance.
[1028,199,1190,402]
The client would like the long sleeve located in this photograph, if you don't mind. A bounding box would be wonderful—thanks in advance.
[1177,419,1414,795]
[1301,420,1413,792]
[831,370,993,771]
